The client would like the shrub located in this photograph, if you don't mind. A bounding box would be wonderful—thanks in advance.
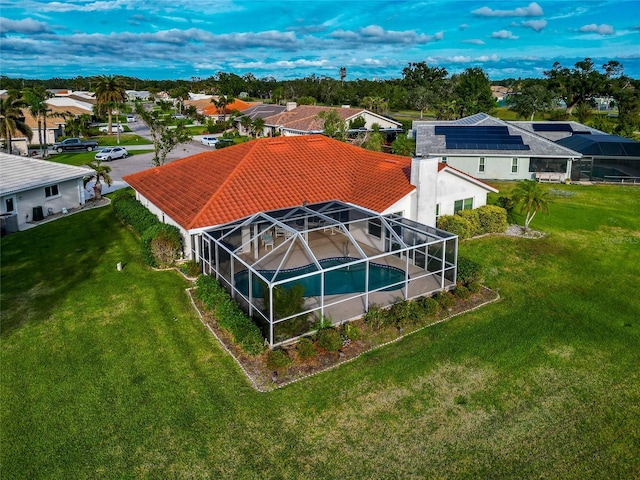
[296,338,317,360]
[195,276,265,356]
[112,195,160,235]
[496,196,516,223]
[453,285,471,299]
[141,224,183,267]
[363,304,386,330]
[266,349,292,371]
[457,209,481,237]
[476,205,508,233]
[179,260,202,277]
[437,214,473,240]
[468,281,482,293]
[457,256,484,287]
[419,297,440,317]
[435,291,455,309]
[316,328,342,352]
[389,300,421,327]
[341,322,361,341]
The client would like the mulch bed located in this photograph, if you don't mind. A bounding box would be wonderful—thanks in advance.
[189,286,500,392]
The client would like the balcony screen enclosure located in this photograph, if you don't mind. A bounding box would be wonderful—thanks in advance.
[199,201,457,347]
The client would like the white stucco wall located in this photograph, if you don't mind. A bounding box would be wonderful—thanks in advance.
[435,170,493,217]
[444,155,535,180]
[2,178,85,230]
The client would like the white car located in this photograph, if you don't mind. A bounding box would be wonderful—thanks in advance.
[98,124,124,133]
[126,115,136,122]
[95,146,128,161]
[201,136,219,147]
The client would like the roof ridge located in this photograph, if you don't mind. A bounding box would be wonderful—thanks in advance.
[188,140,261,229]
[503,119,583,156]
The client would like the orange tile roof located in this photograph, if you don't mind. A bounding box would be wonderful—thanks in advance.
[202,98,252,116]
[263,105,365,132]
[124,135,415,230]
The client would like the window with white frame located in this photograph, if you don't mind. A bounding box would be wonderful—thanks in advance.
[441,157,447,164]
[454,198,473,213]
[479,157,485,173]
[511,158,519,174]
[45,185,59,198]
[368,218,382,238]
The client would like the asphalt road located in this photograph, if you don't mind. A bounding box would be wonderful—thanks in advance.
[89,120,217,196]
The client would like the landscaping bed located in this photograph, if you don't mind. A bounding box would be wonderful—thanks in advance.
[191,286,499,391]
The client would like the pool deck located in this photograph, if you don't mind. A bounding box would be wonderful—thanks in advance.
[231,229,452,328]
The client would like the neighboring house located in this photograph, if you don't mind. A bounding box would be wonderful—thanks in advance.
[491,85,511,104]
[202,98,253,120]
[126,90,152,101]
[262,104,402,137]
[413,113,582,182]
[555,134,640,182]
[234,104,287,135]
[0,153,93,232]
[124,134,496,260]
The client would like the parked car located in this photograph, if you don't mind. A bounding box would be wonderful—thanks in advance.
[126,115,136,122]
[172,114,187,120]
[53,137,99,152]
[98,124,124,133]
[201,136,219,147]
[95,146,128,161]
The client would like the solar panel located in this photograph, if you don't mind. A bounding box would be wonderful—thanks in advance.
[533,123,573,132]
[436,125,529,150]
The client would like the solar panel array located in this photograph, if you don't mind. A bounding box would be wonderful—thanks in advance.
[435,125,530,151]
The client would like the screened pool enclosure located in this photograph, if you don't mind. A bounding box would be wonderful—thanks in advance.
[199,201,458,347]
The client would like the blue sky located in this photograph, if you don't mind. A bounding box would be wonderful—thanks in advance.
[1,0,639,81]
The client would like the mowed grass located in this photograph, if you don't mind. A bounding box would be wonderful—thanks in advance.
[1,185,639,479]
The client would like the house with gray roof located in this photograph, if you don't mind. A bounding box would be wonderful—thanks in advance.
[0,153,93,233]
[412,113,582,182]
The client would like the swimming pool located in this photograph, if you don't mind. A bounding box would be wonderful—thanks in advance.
[234,257,407,297]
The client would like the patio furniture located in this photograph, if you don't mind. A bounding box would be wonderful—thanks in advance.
[261,232,274,250]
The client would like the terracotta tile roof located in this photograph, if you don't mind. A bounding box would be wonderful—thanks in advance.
[202,98,253,116]
[263,105,365,132]
[124,135,414,230]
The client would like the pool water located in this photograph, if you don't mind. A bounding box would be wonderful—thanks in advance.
[235,257,406,297]
[589,166,628,178]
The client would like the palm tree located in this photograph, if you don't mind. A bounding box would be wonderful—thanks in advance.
[94,75,127,134]
[211,95,230,122]
[83,160,113,200]
[240,115,253,135]
[24,87,48,156]
[0,93,32,154]
[511,180,551,231]
[251,117,265,138]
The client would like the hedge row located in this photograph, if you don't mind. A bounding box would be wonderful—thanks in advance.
[112,191,182,267]
[437,204,507,240]
[195,275,265,356]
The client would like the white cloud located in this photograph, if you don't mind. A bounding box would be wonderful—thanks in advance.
[476,54,499,62]
[579,24,615,35]
[0,17,52,34]
[463,39,485,45]
[472,2,543,18]
[491,30,519,40]
[459,24,469,30]
[450,55,471,63]
[330,25,443,45]
[274,59,329,67]
[522,19,547,32]
[33,1,123,13]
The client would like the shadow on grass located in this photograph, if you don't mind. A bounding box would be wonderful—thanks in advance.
[0,205,136,337]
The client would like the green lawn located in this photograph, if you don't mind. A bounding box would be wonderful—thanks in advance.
[1,185,639,479]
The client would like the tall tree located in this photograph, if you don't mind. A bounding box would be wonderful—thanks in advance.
[0,92,32,154]
[251,117,265,138]
[211,95,230,122]
[316,110,347,141]
[512,180,551,232]
[391,134,415,157]
[453,68,495,118]
[94,75,127,134]
[544,58,606,115]
[169,86,190,113]
[24,87,48,156]
[135,104,192,166]
[402,62,449,116]
[506,79,554,120]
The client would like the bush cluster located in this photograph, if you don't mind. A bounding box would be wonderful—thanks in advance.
[316,328,342,352]
[437,205,507,240]
[112,192,159,235]
[296,338,317,360]
[112,191,183,267]
[195,275,265,356]
[179,260,202,277]
[266,349,292,371]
